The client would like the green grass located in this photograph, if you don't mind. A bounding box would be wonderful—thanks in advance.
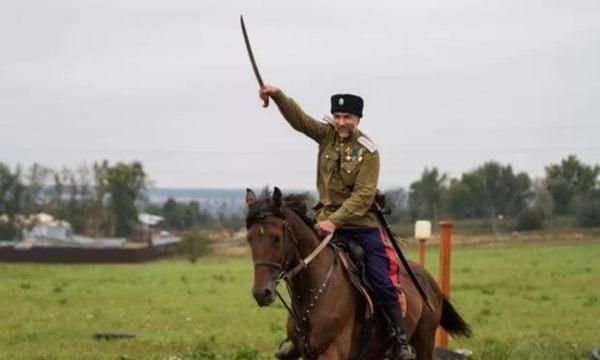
[442,241,600,359]
[1,241,599,359]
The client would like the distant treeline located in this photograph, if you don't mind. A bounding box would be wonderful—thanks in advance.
[0,161,148,240]
[1,155,599,240]
[0,160,243,240]
[383,155,600,230]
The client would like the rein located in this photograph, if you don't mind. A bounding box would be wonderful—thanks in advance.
[252,223,335,281]
[282,233,334,281]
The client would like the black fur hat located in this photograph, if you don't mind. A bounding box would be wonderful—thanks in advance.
[330,94,363,118]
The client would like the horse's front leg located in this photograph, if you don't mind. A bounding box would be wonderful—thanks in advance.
[315,325,353,360]
[317,344,342,360]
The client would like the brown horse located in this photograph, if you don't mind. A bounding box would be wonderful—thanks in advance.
[245,188,471,360]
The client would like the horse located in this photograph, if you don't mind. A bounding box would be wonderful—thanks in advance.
[245,187,471,360]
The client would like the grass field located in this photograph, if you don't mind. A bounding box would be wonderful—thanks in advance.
[1,240,599,359]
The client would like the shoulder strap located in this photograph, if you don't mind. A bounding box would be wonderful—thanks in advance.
[358,136,377,153]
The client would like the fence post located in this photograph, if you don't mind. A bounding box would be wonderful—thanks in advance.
[414,220,432,267]
[418,239,426,267]
[437,221,453,348]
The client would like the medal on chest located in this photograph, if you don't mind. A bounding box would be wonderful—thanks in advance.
[344,147,352,161]
[342,147,365,162]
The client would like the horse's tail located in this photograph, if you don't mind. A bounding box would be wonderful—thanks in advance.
[439,296,472,338]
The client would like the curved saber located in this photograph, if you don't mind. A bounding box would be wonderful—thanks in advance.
[240,15,269,108]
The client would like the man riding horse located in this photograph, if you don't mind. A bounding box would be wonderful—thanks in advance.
[259,85,416,360]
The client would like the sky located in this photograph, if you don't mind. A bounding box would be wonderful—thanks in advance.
[1,0,599,190]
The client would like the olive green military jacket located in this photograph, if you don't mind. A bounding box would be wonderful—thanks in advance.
[272,90,380,228]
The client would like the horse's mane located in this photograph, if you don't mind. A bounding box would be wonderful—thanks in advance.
[245,188,315,229]
[282,193,316,229]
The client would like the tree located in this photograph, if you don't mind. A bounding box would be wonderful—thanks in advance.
[545,155,600,215]
[409,168,448,221]
[65,165,96,234]
[162,198,184,230]
[577,189,600,227]
[447,179,478,218]
[50,168,70,221]
[91,161,111,237]
[475,162,530,219]
[446,162,531,228]
[531,179,554,218]
[160,198,215,231]
[383,187,408,223]
[0,163,25,239]
[105,161,148,237]
[75,164,97,235]
[22,163,50,215]
[184,200,212,228]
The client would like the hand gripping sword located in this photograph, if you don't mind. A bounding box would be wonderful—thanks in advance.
[373,200,436,312]
[240,15,269,108]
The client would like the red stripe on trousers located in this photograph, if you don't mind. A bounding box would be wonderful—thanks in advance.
[379,227,400,288]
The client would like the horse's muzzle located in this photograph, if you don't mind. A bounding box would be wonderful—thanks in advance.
[252,285,276,307]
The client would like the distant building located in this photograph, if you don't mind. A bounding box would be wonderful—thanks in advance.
[17,213,125,248]
[1,213,180,263]
[132,213,180,246]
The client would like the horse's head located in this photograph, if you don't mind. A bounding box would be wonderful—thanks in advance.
[245,187,292,307]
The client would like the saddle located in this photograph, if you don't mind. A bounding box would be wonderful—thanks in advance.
[331,234,408,360]
[334,235,407,317]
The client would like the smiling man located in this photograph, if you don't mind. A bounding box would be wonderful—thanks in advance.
[259,85,416,360]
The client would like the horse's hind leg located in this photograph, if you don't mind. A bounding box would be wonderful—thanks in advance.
[410,333,434,360]
[417,337,435,360]
[410,319,437,360]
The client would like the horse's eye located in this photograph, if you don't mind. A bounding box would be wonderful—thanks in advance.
[273,236,281,244]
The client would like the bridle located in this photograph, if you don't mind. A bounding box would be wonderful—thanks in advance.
[251,215,334,282]
[248,210,336,359]
[251,218,297,277]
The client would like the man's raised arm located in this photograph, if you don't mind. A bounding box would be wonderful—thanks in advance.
[259,85,329,143]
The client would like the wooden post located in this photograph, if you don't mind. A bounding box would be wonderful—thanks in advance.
[414,220,431,268]
[418,238,426,267]
[437,221,453,349]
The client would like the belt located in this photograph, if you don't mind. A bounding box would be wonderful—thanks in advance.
[312,199,390,215]
[312,202,341,212]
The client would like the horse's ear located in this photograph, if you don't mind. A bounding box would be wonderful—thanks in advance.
[273,187,283,208]
[246,188,257,206]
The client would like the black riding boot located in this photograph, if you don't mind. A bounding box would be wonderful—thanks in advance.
[382,304,416,360]
[274,344,301,360]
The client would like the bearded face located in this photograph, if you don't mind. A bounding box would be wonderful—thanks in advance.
[332,112,360,139]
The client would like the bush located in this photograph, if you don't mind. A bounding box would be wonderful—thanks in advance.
[179,229,211,263]
[515,207,545,231]
[577,191,600,227]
